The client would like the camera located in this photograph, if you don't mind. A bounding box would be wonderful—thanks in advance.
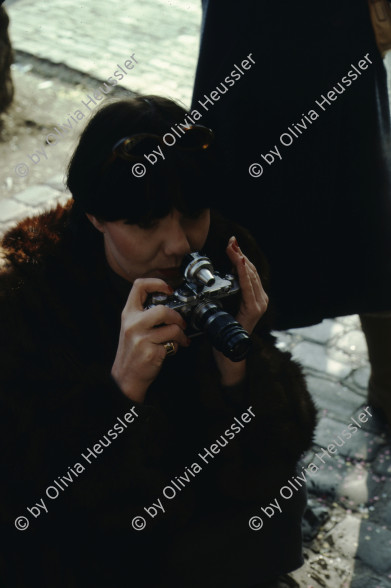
[146,252,252,362]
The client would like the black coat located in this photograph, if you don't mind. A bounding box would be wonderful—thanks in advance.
[192,0,391,328]
[0,203,316,587]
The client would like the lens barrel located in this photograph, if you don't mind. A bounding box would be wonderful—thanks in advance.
[192,302,252,361]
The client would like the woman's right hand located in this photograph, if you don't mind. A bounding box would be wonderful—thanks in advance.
[111,278,190,403]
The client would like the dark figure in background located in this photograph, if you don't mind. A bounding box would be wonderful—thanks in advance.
[0,6,14,115]
[192,0,391,424]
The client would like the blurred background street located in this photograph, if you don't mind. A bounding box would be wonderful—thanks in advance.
[1,1,391,586]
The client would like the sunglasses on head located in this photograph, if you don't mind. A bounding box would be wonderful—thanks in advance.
[101,125,214,173]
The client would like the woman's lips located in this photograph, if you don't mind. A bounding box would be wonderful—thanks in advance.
[157,267,181,277]
[154,268,183,288]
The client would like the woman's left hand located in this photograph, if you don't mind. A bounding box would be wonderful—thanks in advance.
[226,235,269,334]
[212,236,269,387]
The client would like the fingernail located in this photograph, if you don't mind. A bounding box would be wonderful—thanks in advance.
[231,237,239,253]
[241,256,246,266]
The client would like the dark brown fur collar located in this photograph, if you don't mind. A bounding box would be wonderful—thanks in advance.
[1,200,73,268]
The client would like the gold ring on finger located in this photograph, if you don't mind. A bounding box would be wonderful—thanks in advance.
[162,341,176,357]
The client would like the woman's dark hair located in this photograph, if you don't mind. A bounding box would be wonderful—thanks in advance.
[66,95,216,226]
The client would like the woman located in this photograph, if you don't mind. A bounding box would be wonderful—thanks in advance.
[0,96,316,587]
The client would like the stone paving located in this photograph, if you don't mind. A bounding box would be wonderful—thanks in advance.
[1,0,391,586]
[4,0,202,107]
[277,318,391,587]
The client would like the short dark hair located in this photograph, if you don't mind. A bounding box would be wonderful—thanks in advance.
[66,95,216,224]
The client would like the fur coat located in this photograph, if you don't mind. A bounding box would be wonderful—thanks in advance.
[0,202,317,588]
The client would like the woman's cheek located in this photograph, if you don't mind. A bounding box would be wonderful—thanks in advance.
[191,212,210,250]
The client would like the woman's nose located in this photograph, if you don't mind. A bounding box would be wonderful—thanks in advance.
[163,217,191,257]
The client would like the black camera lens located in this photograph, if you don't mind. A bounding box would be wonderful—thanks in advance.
[192,302,252,361]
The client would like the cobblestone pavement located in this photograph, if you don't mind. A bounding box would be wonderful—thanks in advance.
[5,0,202,107]
[1,0,391,586]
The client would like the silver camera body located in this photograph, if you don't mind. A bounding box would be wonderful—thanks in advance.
[146,252,251,361]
